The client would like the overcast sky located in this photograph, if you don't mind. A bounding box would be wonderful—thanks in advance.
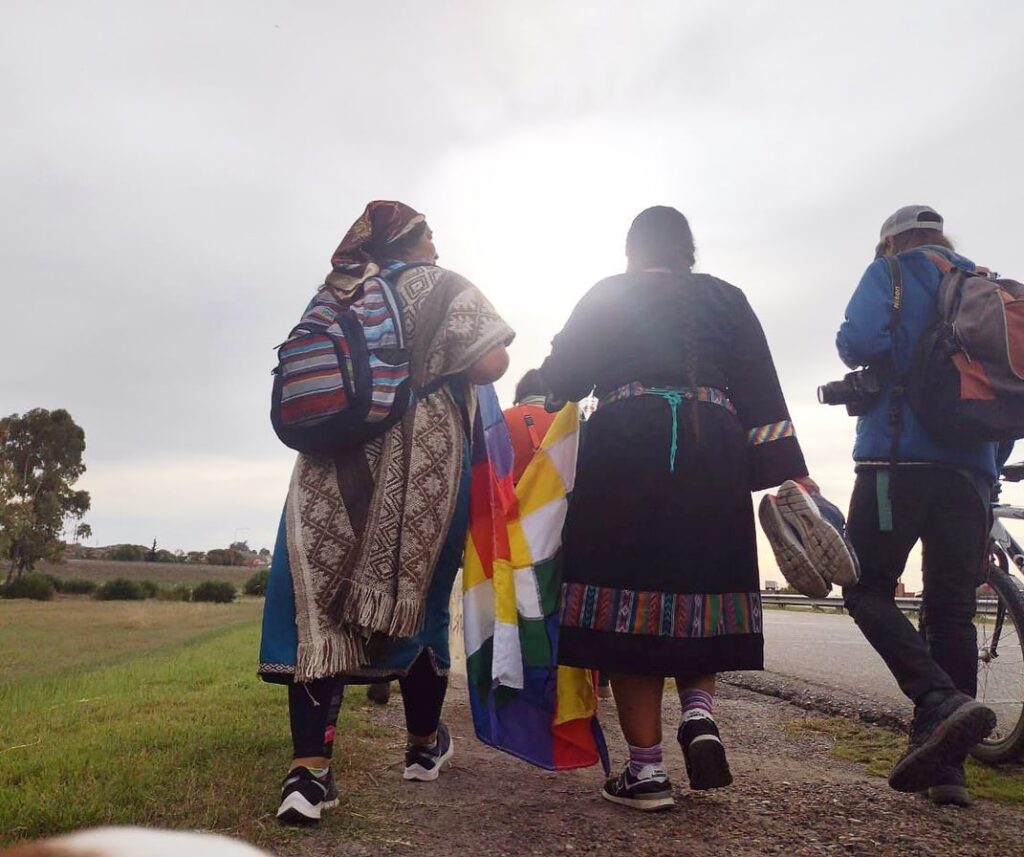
[3,1,1024,588]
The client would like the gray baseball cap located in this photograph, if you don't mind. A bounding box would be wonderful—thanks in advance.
[879,205,944,240]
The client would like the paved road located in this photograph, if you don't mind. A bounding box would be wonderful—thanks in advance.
[759,608,1024,740]
[762,609,906,709]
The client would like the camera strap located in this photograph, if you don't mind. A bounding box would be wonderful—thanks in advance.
[881,256,905,532]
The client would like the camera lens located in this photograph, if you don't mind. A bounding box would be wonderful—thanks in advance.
[817,380,848,406]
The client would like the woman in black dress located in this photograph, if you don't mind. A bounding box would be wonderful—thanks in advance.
[541,206,815,811]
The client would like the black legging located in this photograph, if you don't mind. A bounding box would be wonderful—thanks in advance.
[288,650,448,758]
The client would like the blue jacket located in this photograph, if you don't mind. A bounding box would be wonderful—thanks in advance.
[836,245,1005,482]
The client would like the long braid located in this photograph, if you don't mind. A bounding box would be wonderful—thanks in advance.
[626,205,700,447]
[679,267,700,444]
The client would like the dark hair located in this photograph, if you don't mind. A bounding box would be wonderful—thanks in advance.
[369,221,427,263]
[625,206,696,273]
[625,206,701,439]
[514,369,548,404]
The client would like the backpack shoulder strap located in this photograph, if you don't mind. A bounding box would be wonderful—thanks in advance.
[922,250,955,274]
[523,410,543,452]
[884,256,904,323]
[882,256,905,521]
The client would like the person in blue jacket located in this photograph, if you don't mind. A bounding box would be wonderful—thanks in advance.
[836,205,999,807]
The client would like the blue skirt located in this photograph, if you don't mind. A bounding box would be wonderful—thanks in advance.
[258,456,470,684]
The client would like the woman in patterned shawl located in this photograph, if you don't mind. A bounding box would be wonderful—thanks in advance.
[541,206,816,811]
[260,201,513,824]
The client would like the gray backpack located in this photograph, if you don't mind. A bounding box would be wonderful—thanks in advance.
[890,252,1024,444]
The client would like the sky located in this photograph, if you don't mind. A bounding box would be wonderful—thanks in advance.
[3,1,1024,589]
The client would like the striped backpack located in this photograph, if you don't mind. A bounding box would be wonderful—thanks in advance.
[271,263,444,454]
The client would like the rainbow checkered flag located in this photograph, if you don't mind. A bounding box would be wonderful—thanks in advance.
[463,385,608,772]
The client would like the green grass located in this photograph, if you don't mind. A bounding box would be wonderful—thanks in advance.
[789,716,1024,807]
[0,599,263,684]
[0,611,388,848]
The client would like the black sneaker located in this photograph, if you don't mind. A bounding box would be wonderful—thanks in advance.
[403,721,454,782]
[925,763,972,808]
[678,716,733,790]
[889,693,995,793]
[276,766,334,824]
[367,681,391,705]
[601,764,674,811]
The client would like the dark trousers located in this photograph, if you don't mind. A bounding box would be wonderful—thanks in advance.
[843,466,989,706]
[288,650,449,758]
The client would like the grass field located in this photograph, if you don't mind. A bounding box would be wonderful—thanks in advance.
[38,558,257,587]
[0,599,263,684]
[0,602,386,849]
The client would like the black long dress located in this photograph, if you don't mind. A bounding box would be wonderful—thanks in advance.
[541,270,808,677]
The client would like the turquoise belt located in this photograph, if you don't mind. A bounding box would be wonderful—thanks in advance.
[596,383,736,472]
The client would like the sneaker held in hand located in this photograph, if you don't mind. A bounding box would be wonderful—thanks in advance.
[758,492,831,598]
[758,479,861,597]
[780,480,861,587]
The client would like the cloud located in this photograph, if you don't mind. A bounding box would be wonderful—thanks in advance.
[77,454,292,551]
[3,1,1023,560]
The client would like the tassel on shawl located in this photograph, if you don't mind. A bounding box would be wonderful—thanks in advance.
[388,596,426,639]
[328,578,401,638]
[295,631,367,683]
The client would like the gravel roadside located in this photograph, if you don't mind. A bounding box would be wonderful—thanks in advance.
[720,669,913,732]
[276,679,1023,857]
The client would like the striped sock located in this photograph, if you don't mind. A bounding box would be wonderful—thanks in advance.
[627,743,663,777]
[679,688,714,722]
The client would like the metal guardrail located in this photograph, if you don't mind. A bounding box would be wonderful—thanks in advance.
[761,593,1001,617]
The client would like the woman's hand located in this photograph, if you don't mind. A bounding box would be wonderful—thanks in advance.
[795,475,821,495]
[466,344,510,385]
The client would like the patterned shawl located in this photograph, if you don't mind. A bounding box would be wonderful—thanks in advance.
[286,265,514,681]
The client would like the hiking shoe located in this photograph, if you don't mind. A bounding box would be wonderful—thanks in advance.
[776,481,861,588]
[758,493,831,598]
[678,717,733,790]
[600,764,675,811]
[276,766,335,825]
[403,721,454,782]
[924,764,972,808]
[367,681,391,705]
[889,694,996,793]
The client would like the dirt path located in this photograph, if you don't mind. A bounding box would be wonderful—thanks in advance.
[278,680,1023,857]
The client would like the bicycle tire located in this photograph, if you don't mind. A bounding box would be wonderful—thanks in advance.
[971,564,1024,764]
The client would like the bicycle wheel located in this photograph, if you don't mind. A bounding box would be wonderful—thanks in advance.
[972,565,1024,764]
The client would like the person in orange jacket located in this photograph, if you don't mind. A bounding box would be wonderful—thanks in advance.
[503,369,558,485]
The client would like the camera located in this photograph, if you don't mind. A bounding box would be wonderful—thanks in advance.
[817,366,886,416]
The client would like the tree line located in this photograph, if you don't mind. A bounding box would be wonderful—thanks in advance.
[1,409,270,581]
